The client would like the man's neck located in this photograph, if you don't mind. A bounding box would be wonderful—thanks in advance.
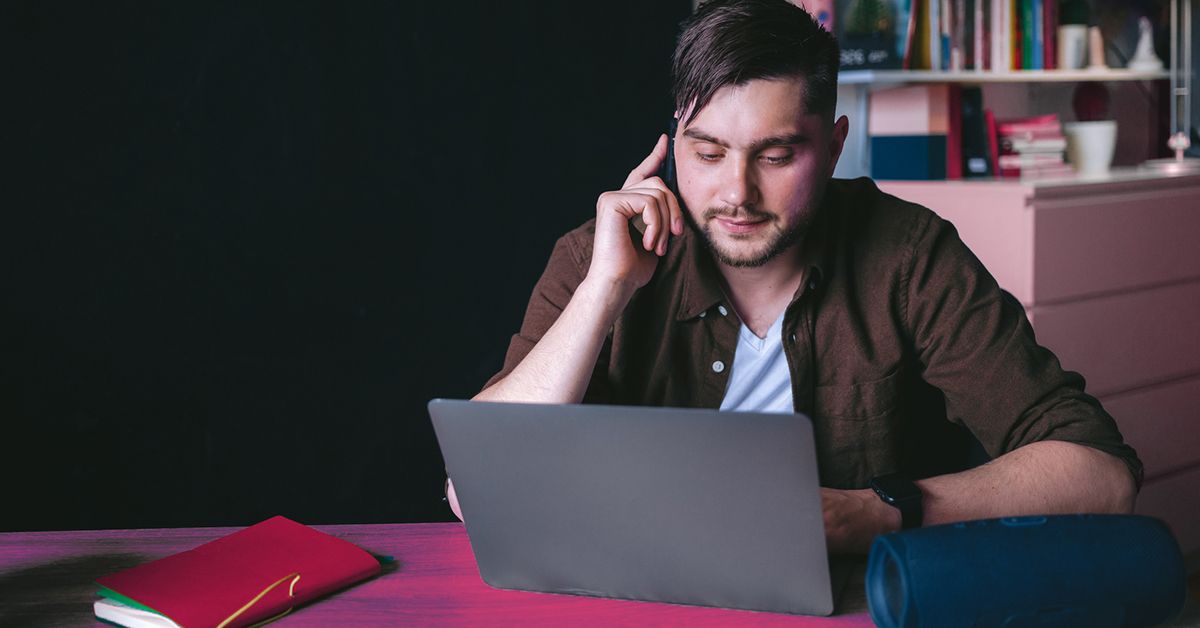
[716,247,807,339]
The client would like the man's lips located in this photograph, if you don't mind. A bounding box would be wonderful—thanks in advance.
[713,216,769,234]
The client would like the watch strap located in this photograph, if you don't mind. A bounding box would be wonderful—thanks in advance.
[870,474,923,530]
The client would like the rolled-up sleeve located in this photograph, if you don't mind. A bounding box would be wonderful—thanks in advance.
[903,211,1144,488]
[481,223,613,403]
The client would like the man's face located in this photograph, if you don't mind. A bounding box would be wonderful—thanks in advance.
[674,77,847,268]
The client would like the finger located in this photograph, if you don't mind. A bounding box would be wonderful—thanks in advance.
[639,198,658,251]
[630,213,648,235]
[633,177,684,237]
[657,194,670,256]
[668,187,684,236]
[601,189,663,252]
[648,187,674,255]
[633,188,670,255]
[622,134,669,190]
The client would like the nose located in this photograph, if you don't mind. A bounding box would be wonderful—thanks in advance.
[719,156,759,208]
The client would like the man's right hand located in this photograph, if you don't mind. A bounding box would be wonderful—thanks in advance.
[473,135,686,406]
[588,134,685,291]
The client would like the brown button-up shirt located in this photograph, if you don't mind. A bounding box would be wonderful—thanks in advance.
[486,177,1142,490]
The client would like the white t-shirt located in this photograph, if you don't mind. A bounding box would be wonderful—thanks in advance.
[718,311,794,413]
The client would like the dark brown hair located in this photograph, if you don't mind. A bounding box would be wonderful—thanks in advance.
[672,0,839,126]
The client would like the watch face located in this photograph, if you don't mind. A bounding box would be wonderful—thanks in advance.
[872,475,921,502]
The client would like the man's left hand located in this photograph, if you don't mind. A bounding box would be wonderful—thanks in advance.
[821,487,901,555]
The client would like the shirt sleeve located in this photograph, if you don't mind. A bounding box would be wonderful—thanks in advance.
[480,223,613,403]
[903,210,1144,488]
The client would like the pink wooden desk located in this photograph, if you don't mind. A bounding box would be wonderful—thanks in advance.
[0,522,873,626]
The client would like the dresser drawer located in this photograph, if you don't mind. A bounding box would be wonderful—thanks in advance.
[1032,186,1200,303]
[1029,281,1200,397]
[1101,375,1200,481]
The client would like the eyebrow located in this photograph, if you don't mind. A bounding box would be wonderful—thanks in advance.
[682,128,807,153]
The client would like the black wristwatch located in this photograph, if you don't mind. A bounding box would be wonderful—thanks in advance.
[870,474,923,530]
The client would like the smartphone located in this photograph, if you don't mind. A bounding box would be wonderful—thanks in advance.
[659,117,679,195]
[632,119,680,238]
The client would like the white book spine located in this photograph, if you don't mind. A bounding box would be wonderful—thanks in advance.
[998,0,1008,69]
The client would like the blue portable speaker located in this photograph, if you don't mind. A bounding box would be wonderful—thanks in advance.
[867,514,1187,628]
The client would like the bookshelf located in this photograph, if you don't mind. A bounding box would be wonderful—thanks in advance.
[831,0,1193,178]
[833,70,1175,180]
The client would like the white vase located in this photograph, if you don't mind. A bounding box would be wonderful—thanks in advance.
[1064,120,1118,175]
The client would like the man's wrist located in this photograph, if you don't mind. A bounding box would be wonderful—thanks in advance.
[577,274,639,314]
[872,488,903,534]
[870,474,924,530]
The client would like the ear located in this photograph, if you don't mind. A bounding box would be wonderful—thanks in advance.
[827,115,849,177]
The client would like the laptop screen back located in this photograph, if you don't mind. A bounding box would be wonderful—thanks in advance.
[429,399,834,616]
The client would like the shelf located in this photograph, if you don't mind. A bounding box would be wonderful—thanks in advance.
[839,68,1171,85]
[875,166,1200,190]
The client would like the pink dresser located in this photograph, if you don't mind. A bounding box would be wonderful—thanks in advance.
[879,171,1200,565]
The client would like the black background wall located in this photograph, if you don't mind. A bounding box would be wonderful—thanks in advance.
[2,1,690,531]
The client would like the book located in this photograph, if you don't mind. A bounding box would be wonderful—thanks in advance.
[870,83,962,133]
[974,0,989,70]
[1003,136,1068,152]
[902,0,920,68]
[1042,0,1057,69]
[1012,0,1023,70]
[1021,0,1035,69]
[985,108,1000,173]
[929,0,943,70]
[912,0,931,69]
[991,0,1006,70]
[960,86,992,177]
[837,0,901,69]
[871,135,949,179]
[995,113,1067,177]
[869,84,961,179]
[947,83,964,178]
[996,112,1061,137]
[94,516,383,628]
[954,0,968,70]
[998,152,1065,166]
[1030,0,1044,70]
[940,0,953,69]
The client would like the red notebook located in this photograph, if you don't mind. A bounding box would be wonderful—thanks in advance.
[95,516,382,627]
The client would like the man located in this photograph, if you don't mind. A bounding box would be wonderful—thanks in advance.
[453,0,1140,554]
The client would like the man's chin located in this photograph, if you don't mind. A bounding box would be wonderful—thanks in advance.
[701,225,808,269]
[707,241,777,268]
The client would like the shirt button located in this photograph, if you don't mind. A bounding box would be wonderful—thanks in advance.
[712,360,726,373]
[718,305,728,316]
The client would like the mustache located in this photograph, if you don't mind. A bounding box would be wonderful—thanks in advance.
[701,206,772,221]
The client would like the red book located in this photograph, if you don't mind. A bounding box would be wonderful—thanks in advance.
[1043,0,1057,69]
[947,84,964,179]
[95,516,382,627]
[1012,0,1023,70]
[902,0,920,69]
[985,108,1000,174]
[996,113,1061,136]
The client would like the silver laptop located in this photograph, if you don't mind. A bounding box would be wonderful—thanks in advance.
[428,399,835,616]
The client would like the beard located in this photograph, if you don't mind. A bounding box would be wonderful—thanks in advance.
[692,204,811,268]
